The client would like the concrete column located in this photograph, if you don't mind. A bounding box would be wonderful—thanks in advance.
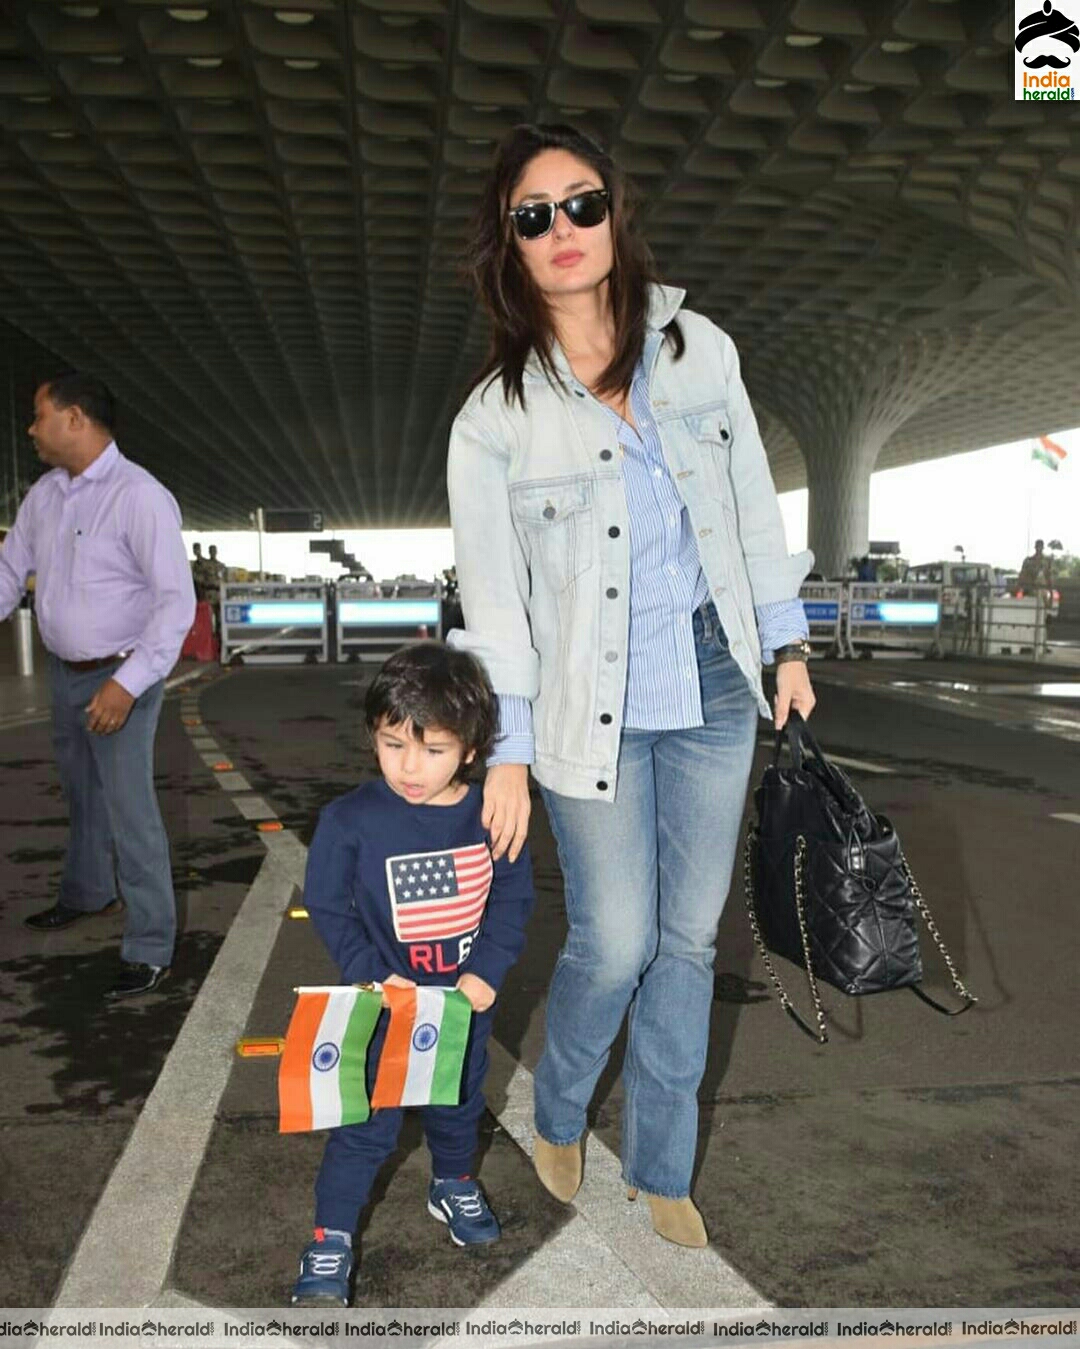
[749,327,973,579]
[803,443,878,579]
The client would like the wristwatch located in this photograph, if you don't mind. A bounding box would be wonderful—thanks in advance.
[773,639,812,666]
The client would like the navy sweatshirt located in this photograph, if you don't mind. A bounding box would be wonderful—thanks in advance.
[303,778,534,992]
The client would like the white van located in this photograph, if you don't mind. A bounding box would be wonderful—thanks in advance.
[906,560,993,588]
[904,561,993,621]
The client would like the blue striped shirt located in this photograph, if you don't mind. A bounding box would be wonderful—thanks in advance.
[489,342,807,764]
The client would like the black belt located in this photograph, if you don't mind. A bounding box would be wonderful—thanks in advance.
[60,653,127,672]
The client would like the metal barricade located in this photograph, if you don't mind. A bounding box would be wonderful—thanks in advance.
[219,582,329,664]
[336,579,442,662]
[845,582,943,657]
[798,582,845,657]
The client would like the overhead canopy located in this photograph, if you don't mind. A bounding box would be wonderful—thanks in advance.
[2,0,1078,526]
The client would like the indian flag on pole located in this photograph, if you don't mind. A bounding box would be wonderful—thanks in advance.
[278,986,382,1133]
[1032,435,1068,471]
[371,984,472,1109]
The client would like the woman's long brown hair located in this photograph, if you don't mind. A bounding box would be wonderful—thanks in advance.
[464,123,683,409]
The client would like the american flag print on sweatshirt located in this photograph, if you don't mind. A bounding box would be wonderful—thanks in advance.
[385,843,493,944]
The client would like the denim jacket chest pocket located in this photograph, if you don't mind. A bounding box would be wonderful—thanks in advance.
[509,476,596,594]
[678,408,736,513]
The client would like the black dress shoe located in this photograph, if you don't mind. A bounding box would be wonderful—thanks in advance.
[104,961,169,1001]
[24,899,124,931]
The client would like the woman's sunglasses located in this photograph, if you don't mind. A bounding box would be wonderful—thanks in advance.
[509,188,610,242]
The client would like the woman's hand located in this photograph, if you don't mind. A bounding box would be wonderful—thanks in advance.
[774,660,816,730]
[483,762,531,863]
[456,972,496,1013]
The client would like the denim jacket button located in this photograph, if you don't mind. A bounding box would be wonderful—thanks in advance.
[606,587,618,599]
[608,525,620,538]
[599,449,612,461]
[596,780,608,791]
[604,650,618,663]
[543,504,556,520]
[599,713,613,725]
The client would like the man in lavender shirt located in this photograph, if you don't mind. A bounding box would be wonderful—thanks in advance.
[0,372,196,1000]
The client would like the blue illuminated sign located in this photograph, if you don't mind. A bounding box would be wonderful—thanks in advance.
[803,602,839,622]
[224,602,325,626]
[339,600,441,627]
[851,601,939,626]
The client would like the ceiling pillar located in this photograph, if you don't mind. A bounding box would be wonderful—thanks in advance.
[750,327,974,578]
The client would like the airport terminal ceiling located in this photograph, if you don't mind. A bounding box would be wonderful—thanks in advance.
[2,0,1079,528]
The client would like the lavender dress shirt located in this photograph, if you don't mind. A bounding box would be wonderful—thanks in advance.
[0,442,196,698]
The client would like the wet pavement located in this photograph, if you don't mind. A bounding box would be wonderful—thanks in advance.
[811,653,1080,746]
[0,627,260,1305]
[2,633,1079,1309]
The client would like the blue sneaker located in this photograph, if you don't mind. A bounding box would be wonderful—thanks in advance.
[290,1230,352,1306]
[427,1177,501,1246]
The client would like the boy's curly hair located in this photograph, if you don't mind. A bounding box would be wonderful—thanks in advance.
[365,643,498,782]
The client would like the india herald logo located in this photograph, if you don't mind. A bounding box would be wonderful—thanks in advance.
[1016,1,1079,67]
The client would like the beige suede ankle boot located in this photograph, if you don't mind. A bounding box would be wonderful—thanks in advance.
[627,1187,708,1247]
[533,1136,583,1203]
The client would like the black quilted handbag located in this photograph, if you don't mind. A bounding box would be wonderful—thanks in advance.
[744,711,976,1043]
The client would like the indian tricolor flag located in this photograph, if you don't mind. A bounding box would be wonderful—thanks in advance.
[1033,435,1068,471]
[278,986,382,1133]
[371,984,472,1109]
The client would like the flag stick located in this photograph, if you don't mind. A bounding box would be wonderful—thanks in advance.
[291,983,383,993]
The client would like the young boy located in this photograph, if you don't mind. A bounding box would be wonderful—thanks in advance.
[291,642,535,1307]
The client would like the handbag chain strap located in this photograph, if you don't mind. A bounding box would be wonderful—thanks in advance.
[898,852,978,1013]
[744,828,978,1039]
[743,829,829,1044]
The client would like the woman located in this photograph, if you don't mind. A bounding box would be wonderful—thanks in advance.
[446,124,816,1247]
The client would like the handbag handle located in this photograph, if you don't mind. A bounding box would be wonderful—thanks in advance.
[773,711,850,800]
[773,711,805,770]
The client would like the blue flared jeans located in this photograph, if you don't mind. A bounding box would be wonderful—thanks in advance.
[534,601,759,1197]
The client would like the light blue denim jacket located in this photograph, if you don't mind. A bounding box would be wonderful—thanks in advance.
[447,284,814,802]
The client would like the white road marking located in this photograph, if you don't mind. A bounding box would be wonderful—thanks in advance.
[828,753,894,775]
[53,681,297,1306]
[1050,813,1080,825]
[482,1041,771,1311]
[54,675,770,1314]
[230,793,279,821]
[164,669,207,692]
[53,850,296,1306]
[0,711,50,732]
[758,740,893,775]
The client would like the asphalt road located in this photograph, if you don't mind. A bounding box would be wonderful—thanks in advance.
[2,654,1078,1309]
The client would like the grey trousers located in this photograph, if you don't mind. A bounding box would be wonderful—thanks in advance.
[49,656,176,967]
